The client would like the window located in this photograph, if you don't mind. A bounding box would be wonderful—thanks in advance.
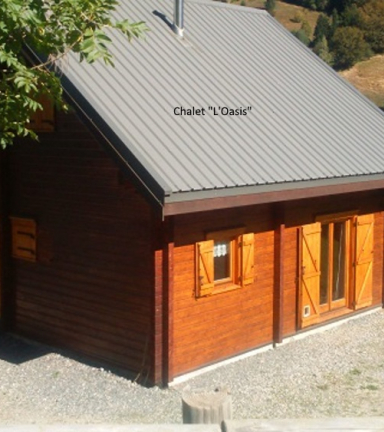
[300,214,373,328]
[10,217,37,262]
[196,228,254,297]
[29,94,55,133]
[319,220,350,313]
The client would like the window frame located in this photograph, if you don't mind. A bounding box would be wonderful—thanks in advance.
[195,227,254,298]
[207,227,243,289]
[318,218,351,314]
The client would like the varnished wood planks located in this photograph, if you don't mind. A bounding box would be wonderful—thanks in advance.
[9,110,155,384]
[172,208,275,377]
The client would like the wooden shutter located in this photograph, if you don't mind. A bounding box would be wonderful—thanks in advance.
[300,223,321,328]
[196,240,214,297]
[10,217,37,262]
[239,233,254,286]
[353,214,373,310]
[30,95,55,132]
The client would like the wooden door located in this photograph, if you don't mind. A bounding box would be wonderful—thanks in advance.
[354,214,373,310]
[300,223,321,328]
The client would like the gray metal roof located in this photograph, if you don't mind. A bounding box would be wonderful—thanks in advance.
[59,0,384,205]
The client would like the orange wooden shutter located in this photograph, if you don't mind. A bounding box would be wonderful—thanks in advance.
[239,233,254,286]
[30,95,55,132]
[196,240,214,297]
[353,214,373,310]
[300,223,321,328]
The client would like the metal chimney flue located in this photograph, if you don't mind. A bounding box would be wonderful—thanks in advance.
[173,0,184,37]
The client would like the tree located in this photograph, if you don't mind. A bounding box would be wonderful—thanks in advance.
[313,14,331,45]
[340,4,363,27]
[301,19,312,39]
[360,0,384,53]
[329,8,340,39]
[0,0,148,148]
[313,35,334,65]
[331,26,372,69]
[327,0,368,13]
[265,0,276,16]
[291,29,311,46]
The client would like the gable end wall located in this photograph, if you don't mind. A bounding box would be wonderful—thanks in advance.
[7,110,156,383]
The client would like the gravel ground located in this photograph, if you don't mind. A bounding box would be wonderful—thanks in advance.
[0,309,384,424]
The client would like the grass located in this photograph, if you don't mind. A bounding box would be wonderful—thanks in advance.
[225,1,320,36]
[224,0,384,108]
[340,55,384,109]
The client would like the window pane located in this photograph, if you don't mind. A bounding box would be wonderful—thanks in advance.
[332,222,346,301]
[214,241,230,281]
[320,224,329,305]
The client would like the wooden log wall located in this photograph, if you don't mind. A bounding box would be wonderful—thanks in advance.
[172,192,384,377]
[8,110,155,383]
[172,204,275,376]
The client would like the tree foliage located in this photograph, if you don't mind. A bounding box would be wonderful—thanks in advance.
[331,26,372,69]
[265,0,277,16]
[0,0,148,148]
[313,14,331,44]
[313,35,334,65]
[360,0,384,53]
[292,29,311,46]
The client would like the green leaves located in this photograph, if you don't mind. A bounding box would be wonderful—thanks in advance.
[0,0,148,148]
[79,29,113,64]
[115,20,149,42]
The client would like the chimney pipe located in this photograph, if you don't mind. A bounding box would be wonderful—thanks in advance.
[173,0,184,37]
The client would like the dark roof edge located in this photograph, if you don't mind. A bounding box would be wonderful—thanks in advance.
[163,174,384,215]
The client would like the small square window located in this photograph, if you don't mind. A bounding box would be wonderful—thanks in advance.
[195,228,254,297]
[213,240,231,282]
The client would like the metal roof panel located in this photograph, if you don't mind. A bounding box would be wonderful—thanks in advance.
[60,0,384,197]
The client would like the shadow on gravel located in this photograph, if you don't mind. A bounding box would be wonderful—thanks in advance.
[0,330,52,364]
[0,329,142,383]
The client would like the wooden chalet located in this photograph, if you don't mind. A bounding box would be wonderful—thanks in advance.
[1,0,384,386]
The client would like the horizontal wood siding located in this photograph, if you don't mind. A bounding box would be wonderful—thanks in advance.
[9,111,154,381]
[172,206,274,377]
[172,195,384,377]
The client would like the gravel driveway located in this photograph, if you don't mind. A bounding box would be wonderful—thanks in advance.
[1,309,384,424]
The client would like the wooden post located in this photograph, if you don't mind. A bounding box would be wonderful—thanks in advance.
[162,216,174,386]
[182,387,232,424]
[153,213,174,387]
[273,205,285,344]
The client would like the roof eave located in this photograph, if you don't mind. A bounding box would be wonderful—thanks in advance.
[163,174,384,216]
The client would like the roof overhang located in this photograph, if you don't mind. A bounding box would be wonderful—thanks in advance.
[163,174,384,216]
